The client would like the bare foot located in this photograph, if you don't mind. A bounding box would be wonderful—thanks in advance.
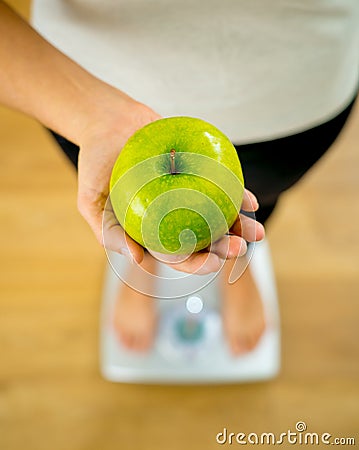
[220,257,266,355]
[113,253,158,352]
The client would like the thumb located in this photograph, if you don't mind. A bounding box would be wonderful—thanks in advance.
[78,191,144,264]
[102,200,144,263]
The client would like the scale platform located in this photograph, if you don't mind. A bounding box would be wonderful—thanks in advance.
[100,240,280,384]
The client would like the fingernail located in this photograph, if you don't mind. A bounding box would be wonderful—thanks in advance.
[120,247,133,262]
[238,240,247,257]
[214,255,225,272]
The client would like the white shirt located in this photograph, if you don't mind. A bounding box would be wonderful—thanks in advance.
[31,0,359,143]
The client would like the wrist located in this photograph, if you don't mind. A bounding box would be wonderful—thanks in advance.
[75,82,160,150]
[43,66,130,146]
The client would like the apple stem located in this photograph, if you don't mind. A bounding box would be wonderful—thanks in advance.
[170,149,176,174]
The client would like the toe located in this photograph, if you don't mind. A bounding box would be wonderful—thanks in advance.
[114,321,134,350]
[246,334,258,352]
[239,336,252,354]
[229,328,266,355]
[131,335,142,351]
[233,342,248,356]
[229,333,249,356]
[141,335,153,352]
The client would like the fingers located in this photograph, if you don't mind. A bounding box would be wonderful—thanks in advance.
[102,200,145,263]
[149,212,264,274]
[205,215,264,261]
[209,235,247,259]
[77,184,264,272]
[241,189,259,212]
[167,252,224,275]
[228,188,264,242]
[230,214,265,242]
[153,236,245,275]
[163,189,264,272]
[103,222,145,264]
[150,234,248,274]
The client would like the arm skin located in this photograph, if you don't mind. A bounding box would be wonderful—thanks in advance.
[0,1,143,144]
[0,1,264,273]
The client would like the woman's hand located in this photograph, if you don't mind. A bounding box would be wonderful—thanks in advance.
[77,92,161,264]
[77,91,264,274]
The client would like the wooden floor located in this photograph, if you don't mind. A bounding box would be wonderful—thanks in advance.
[1,2,358,449]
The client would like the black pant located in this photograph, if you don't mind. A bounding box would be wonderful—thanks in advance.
[49,95,357,225]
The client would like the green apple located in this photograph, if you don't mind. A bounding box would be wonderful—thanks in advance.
[109,116,244,255]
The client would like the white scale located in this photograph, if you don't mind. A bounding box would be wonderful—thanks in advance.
[100,240,280,384]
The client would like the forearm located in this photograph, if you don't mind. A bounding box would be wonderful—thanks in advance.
[0,1,125,145]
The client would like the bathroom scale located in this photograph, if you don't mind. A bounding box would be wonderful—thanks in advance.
[100,239,280,384]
